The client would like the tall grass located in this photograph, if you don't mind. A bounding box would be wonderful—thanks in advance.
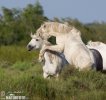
[0,46,39,67]
[0,46,106,100]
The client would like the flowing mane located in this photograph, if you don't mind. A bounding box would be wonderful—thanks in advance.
[36,22,81,39]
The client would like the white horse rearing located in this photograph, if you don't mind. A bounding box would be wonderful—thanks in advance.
[27,34,68,78]
[36,22,96,70]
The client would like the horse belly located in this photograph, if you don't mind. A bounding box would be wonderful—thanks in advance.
[88,46,106,70]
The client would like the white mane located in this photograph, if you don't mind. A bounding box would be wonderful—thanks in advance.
[36,22,81,39]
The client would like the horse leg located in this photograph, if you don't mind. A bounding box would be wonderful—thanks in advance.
[39,44,64,62]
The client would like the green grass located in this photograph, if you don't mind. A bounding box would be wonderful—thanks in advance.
[0,46,39,66]
[0,46,106,100]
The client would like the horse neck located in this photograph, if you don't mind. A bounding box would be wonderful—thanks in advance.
[41,40,52,49]
[44,25,83,44]
[69,27,84,43]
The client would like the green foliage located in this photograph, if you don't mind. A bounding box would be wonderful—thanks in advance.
[0,1,47,45]
[0,1,106,45]
[0,46,106,100]
[0,46,39,66]
[48,36,56,45]
[0,63,106,100]
[11,61,33,71]
[2,7,14,22]
[21,1,46,31]
[86,22,106,42]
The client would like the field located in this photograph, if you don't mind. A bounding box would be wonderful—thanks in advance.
[0,46,106,100]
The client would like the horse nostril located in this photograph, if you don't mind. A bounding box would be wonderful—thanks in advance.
[28,45,31,48]
[27,45,33,51]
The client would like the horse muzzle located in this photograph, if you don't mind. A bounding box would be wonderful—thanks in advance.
[27,45,34,51]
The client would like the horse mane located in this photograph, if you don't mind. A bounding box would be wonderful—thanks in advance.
[36,21,81,38]
[43,21,72,33]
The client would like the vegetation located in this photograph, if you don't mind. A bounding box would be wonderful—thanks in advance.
[0,1,47,45]
[0,1,106,100]
[0,46,106,100]
[0,1,106,45]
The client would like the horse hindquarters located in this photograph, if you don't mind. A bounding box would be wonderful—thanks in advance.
[90,49,103,71]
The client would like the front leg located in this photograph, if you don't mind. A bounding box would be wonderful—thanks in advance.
[39,44,64,62]
[39,46,48,62]
[46,44,64,53]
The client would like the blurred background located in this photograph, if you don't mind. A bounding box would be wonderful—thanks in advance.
[0,0,106,45]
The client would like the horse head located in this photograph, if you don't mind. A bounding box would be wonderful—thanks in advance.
[27,33,43,51]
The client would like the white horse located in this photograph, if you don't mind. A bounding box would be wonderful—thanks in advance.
[27,34,68,79]
[36,22,102,70]
[87,40,106,70]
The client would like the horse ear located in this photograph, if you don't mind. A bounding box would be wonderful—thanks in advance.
[42,21,47,28]
[30,32,33,38]
[43,24,46,28]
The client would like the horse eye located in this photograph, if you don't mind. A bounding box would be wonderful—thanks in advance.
[43,25,46,28]
[36,39,39,41]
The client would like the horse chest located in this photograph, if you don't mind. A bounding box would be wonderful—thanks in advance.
[64,47,76,65]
